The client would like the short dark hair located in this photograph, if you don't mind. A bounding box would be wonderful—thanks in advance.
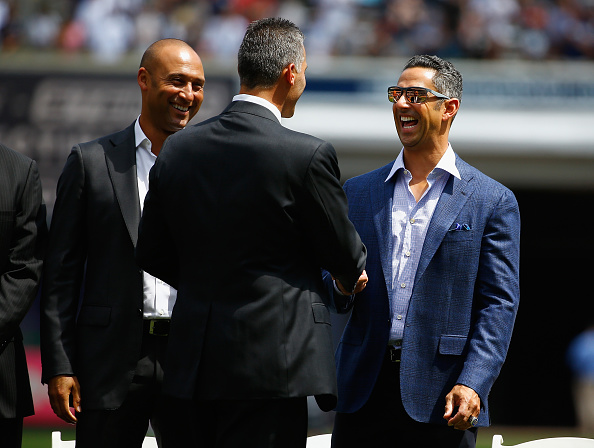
[238,17,305,90]
[403,55,463,104]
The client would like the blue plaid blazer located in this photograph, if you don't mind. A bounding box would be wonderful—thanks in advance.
[330,154,520,427]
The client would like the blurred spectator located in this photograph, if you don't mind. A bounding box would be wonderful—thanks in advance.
[567,324,594,435]
[458,0,520,58]
[304,0,357,56]
[74,0,138,62]
[0,0,20,50]
[0,2,10,47]
[198,1,250,58]
[24,2,61,48]
[1,0,593,61]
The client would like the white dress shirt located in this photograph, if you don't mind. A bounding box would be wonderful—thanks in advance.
[232,94,282,123]
[135,117,177,319]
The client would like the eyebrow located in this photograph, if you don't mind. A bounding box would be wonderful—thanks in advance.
[167,73,204,83]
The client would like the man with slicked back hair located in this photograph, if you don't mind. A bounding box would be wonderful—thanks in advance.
[137,18,366,448]
[328,55,520,448]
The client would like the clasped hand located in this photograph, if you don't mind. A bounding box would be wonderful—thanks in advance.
[335,270,368,296]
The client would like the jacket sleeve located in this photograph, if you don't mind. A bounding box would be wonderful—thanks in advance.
[300,142,366,293]
[0,159,46,348]
[40,147,87,382]
[456,188,521,405]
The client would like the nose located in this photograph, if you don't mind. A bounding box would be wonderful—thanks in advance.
[179,82,192,100]
[395,92,409,107]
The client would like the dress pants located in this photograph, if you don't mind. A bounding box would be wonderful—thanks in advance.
[0,418,23,448]
[161,395,308,448]
[74,329,170,448]
[332,349,478,448]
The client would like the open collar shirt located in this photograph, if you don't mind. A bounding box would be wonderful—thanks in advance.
[385,144,460,346]
[135,117,177,319]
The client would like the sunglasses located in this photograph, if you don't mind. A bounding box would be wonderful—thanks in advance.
[387,86,450,104]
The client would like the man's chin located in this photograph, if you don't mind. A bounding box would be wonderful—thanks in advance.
[168,120,187,132]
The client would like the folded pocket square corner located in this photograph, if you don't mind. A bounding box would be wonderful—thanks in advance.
[449,223,471,231]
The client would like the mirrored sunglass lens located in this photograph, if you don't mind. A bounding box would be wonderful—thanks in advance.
[389,88,402,102]
[406,88,428,103]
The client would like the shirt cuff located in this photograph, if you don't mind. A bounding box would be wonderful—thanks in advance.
[333,279,354,297]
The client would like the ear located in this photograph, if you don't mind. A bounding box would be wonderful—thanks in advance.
[138,67,150,91]
[282,63,297,86]
[442,98,460,122]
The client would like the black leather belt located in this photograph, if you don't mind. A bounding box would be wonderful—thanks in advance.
[143,319,170,336]
[387,345,401,363]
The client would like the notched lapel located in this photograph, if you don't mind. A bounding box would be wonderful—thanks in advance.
[414,168,476,283]
[104,128,141,246]
[372,170,395,293]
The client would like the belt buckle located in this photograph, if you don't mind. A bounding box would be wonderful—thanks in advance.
[149,319,169,336]
[389,346,401,363]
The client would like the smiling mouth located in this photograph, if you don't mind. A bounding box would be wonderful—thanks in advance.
[401,116,418,128]
[172,103,189,113]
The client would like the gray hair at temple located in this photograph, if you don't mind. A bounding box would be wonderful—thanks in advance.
[238,17,305,90]
[403,54,463,106]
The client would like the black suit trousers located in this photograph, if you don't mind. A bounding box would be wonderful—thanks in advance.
[74,330,169,448]
[332,351,478,448]
[0,418,23,448]
[161,395,308,448]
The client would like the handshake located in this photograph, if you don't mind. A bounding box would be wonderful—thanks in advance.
[335,270,368,296]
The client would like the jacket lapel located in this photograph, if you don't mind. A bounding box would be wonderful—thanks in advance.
[371,165,396,294]
[104,124,141,246]
[414,157,476,283]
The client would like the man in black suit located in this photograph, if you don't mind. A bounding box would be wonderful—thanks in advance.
[40,39,205,448]
[0,143,46,448]
[136,18,367,448]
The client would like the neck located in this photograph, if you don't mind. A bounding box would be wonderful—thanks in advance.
[402,145,447,181]
[239,84,287,116]
[138,115,166,156]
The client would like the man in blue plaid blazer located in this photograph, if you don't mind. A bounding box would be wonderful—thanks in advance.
[328,55,520,448]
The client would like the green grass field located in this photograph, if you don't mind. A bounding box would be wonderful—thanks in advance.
[22,425,592,448]
[23,427,74,448]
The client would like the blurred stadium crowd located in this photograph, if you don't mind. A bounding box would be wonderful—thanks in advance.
[1,0,593,63]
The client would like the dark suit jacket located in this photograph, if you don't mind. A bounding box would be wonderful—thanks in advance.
[136,100,366,410]
[0,144,46,419]
[40,123,145,410]
[329,156,520,426]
